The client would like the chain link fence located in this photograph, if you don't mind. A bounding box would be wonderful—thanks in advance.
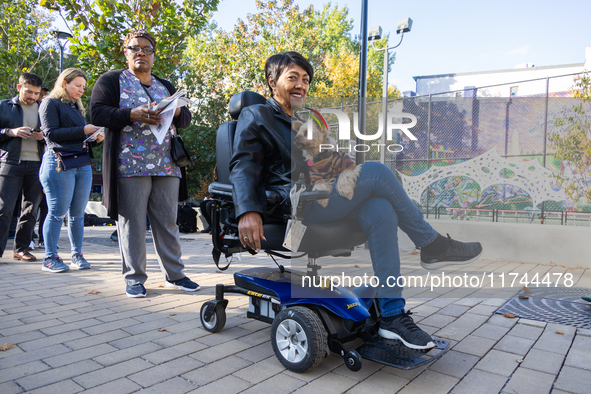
[302,72,591,226]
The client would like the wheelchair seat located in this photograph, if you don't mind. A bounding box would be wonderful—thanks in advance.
[210,90,367,261]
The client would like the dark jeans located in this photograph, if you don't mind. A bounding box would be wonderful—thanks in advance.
[0,161,44,255]
[38,195,47,244]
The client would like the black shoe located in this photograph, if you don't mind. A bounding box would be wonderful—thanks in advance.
[200,227,211,234]
[378,311,435,350]
[420,234,482,270]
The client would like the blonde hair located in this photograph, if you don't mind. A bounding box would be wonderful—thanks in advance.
[48,68,87,116]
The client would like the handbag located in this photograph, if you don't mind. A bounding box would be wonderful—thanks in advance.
[54,149,91,172]
[171,130,192,167]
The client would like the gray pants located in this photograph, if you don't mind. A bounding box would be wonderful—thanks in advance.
[117,176,185,286]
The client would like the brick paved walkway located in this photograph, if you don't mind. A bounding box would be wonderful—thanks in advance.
[1,226,589,393]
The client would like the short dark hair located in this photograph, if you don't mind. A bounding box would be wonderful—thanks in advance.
[18,73,42,88]
[265,52,314,97]
[124,29,157,50]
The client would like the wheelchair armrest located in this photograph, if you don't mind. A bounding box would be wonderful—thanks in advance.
[209,182,282,206]
[299,190,330,204]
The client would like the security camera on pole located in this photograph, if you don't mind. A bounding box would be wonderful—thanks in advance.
[368,18,412,165]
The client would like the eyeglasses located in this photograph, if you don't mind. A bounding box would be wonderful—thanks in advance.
[126,45,155,55]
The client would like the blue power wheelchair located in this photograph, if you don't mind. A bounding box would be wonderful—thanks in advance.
[200,91,449,373]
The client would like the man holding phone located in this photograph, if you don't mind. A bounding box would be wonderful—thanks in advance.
[0,73,45,261]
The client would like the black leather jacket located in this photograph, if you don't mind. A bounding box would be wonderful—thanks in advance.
[230,98,308,219]
[0,96,44,164]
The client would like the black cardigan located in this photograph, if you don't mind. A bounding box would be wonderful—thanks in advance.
[89,69,191,220]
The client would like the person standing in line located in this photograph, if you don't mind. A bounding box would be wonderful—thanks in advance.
[0,73,45,261]
[90,30,199,298]
[39,68,104,273]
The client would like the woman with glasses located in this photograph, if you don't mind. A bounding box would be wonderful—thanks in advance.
[90,30,199,298]
[39,68,104,272]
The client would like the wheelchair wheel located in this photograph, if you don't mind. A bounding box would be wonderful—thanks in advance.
[271,306,328,373]
[344,350,362,371]
[200,301,226,333]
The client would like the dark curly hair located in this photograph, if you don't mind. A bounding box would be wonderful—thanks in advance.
[123,30,156,50]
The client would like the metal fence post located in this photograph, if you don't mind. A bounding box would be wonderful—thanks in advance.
[541,77,550,224]
[426,94,432,218]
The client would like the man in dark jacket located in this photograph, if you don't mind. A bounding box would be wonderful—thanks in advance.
[0,73,45,260]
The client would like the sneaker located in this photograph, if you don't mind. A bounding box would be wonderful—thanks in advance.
[42,256,70,273]
[71,253,91,270]
[166,277,201,292]
[378,311,435,350]
[38,241,44,248]
[126,283,147,298]
[420,234,482,270]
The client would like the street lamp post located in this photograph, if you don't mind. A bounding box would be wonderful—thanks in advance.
[50,30,73,73]
[368,18,412,165]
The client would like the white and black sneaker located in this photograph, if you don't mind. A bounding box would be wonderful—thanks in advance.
[420,233,482,270]
[378,311,435,350]
[166,276,201,292]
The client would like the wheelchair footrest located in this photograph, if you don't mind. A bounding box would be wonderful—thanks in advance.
[356,338,449,370]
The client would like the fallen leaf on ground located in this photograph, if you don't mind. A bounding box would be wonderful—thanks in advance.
[88,290,101,295]
[216,270,222,273]
[354,265,360,268]
[409,250,418,255]
[556,330,564,335]
[523,286,532,293]
[107,262,114,264]
[0,343,14,351]
[516,358,523,363]
[157,284,164,288]
[502,313,516,318]
[518,295,529,299]
[158,328,167,332]
[170,313,176,316]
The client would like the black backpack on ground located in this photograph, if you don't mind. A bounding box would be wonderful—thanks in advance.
[177,204,197,233]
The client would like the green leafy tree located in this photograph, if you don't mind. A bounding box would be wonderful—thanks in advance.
[183,0,400,196]
[0,0,54,98]
[549,72,591,204]
[40,0,220,85]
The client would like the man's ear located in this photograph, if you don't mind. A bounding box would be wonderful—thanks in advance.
[16,84,22,91]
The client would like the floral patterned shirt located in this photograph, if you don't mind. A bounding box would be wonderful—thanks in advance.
[117,69,181,178]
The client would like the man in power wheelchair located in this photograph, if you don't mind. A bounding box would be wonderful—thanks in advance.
[202,52,483,372]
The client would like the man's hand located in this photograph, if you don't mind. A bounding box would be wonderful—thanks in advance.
[31,131,44,141]
[9,127,32,139]
[238,211,266,252]
[130,103,161,125]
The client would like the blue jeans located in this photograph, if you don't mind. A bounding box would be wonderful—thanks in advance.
[39,151,92,258]
[303,162,438,317]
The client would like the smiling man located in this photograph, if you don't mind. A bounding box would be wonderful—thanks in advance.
[0,73,45,261]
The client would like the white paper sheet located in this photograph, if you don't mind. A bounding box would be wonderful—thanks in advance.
[149,97,179,144]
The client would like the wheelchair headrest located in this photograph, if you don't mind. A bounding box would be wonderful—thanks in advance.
[228,91,267,120]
